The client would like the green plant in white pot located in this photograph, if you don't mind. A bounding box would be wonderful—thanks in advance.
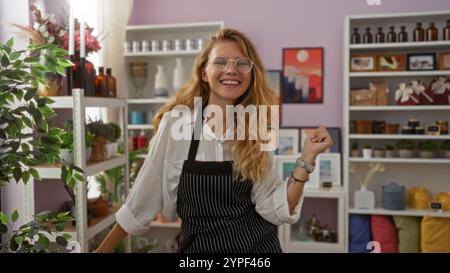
[385,144,396,158]
[106,122,121,157]
[396,140,415,158]
[60,121,94,164]
[441,140,450,158]
[418,141,438,159]
[362,144,373,159]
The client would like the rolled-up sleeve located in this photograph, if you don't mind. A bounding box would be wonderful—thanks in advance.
[252,156,304,226]
[115,113,171,235]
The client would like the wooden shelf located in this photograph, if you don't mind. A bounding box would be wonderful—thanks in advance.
[349,71,450,77]
[349,207,450,218]
[349,134,450,140]
[349,157,450,164]
[125,51,201,58]
[48,93,126,109]
[303,187,345,198]
[349,105,450,111]
[349,40,450,50]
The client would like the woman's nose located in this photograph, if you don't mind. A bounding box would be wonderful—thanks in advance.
[225,61,238,74]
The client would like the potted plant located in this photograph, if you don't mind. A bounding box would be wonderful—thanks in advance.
[441,140,450,158]
[385,144,396,158]
[351,141,359,157]
[60,121,93,164]
[106,122,121,157]
[396,140,415,158]
[362,144,373,159]
[87,120,111,161]
[418,141,438,158]
[373,147,385,158]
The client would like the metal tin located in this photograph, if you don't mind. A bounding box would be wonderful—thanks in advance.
[436,120,448,134]
[408,119,420,128]
[414,126,425,134]
[402,126,414,134]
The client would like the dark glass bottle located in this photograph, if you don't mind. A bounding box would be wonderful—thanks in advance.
[387,26,396,43]
[413,22,425,42]
[363,27,373,44]
[351,28,361,44]
[398,26,408,42]
[375,27,385,43]
[444,20,450,40]
[95,67,109,97]
[426,22,438,41]
[106,68,117,97]
[72,56,96,96]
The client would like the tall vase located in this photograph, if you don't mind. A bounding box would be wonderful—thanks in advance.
[354,185,375,209]
[173,58,186,92]
[154,65,168,97]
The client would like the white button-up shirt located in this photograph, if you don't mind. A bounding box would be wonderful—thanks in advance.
[116,109,303,235]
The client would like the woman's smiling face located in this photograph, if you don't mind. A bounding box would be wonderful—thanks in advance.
[202,40,252,105]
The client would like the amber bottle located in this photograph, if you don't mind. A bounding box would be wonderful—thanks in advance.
[375,27,385,43]
[398,26,408,42]
[444,20,450,40]
[95,67,109,97]
[363,27,373,44]
[106,68,117,97]
[413,22,425,42]
[387,26,396,43]
[426,22,438,41]
[351,28,361,44]
[72,56,96,96]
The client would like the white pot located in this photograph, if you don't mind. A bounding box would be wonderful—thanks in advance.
[172,58,186,92]
[362,148,372,159]
[351,149,360,157]
[109,142,118,157]
[398,149,413,158]
[61,148,73,164]
[354,186,375,209]
[154,65,168,97]
[419,150,436,158]
[105,143,113,158]
[385,150,395,158]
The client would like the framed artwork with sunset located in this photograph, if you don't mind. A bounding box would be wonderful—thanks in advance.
[282,48,324,104]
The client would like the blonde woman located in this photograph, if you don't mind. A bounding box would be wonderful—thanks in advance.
[96,28,333,253]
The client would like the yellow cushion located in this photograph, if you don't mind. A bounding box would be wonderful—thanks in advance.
[421,216,450,253]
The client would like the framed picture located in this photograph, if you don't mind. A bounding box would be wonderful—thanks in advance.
[275,129,299,156]
[377,54,406,71]
[282,48,323,104]
[350,54,377,72]
[317,153,341,187]
[439,52,450,70]
[266,70,282,105]
[299,127,341,153]
[407,53,436,71]
[275,155,319,189]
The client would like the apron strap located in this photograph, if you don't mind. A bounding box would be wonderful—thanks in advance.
[187,104,205,161]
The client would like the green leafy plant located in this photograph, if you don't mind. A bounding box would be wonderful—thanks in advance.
[418,141,438,151]
[87,119,112,139]
[396,140,415,150]
[386,144,395,151]
[351,141,358,150]
[60,120,93,152]
[363,144,372,149]
[0,38,84,252]
[107,122,121,143]
[441,140,450,151]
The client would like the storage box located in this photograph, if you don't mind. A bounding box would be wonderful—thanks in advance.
[350,89,376,106]
[370,81,389,105]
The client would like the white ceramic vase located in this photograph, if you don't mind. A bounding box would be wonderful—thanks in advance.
[154,65,168,97]
[354,185,375,209]
[173,58,185,92]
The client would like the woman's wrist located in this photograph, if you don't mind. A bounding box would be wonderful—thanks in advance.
[301,153,316,165]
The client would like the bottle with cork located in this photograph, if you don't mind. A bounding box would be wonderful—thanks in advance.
[444,20,450,40]
[106,68,117,97]
[398,26,408,42]
[363,27,373,43]
[351,27,361,44]
[426,22,438,41]
[95,67,109,97]
[375,27,385,43]
[413,22,425,42]
[387,26,396,43]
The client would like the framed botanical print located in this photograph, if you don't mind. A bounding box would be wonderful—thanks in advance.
[282,48,323,104]
[350,54,377,72]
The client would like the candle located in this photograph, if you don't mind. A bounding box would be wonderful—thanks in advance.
[80,12,85,58]
[68,3,74,55]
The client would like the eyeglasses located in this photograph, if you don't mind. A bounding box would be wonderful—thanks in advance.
[209,57,253,73]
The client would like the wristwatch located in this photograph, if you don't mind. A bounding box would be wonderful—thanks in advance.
[295,158,315,174]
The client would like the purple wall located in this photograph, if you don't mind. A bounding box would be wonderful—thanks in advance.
[129,0,450,127]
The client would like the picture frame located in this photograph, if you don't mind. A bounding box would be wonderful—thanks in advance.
[407,53,436,71]
[377,54,406,71]
[317,153,341,187]
[350,54,377,72]
[266,70,282,105]
[282,48,323,104]
[299,127,341,153]
[275,155,319,189]
[275,129,300,156]
[439,52,450,70]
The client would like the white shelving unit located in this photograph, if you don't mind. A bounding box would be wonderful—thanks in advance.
[124,21,223,253]
[24,89,130,253]
[274,156,346,253]
[344,11,450,252]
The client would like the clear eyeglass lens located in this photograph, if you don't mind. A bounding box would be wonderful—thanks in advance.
[211,57,252,73]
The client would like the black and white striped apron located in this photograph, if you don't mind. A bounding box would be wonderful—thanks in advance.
[176,114,282,253]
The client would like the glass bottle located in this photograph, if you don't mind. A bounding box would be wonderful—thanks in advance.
[95,67,108,97]
[363,27,373,44]
[106,68,117,97]
[351,27,361,44]
[413,22,425,42]
[72,56,96,96]
[426,22,438,41]
[387,26,396,43]
[398,26,408,42]
[444,20,450,40]
[137,130,148,149]
[375,27,385,43]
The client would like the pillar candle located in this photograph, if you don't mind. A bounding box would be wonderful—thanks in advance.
[68,3,74,55]
[80,12,85,58]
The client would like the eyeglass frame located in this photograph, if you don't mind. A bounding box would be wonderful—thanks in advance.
[207,57,254,74]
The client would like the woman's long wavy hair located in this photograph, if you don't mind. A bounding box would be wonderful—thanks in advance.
[152,28,277,182]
